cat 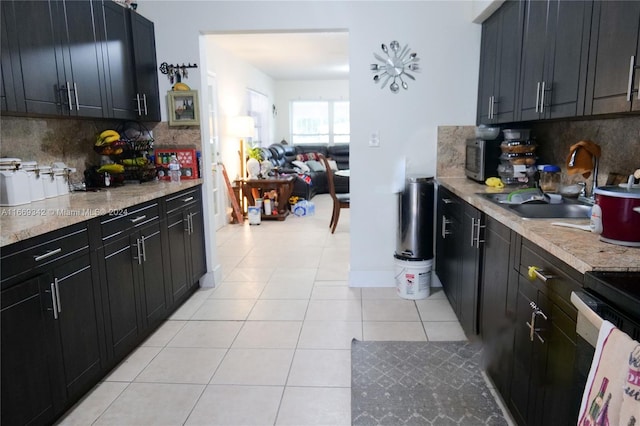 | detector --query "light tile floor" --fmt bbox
[58,194,469,426]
